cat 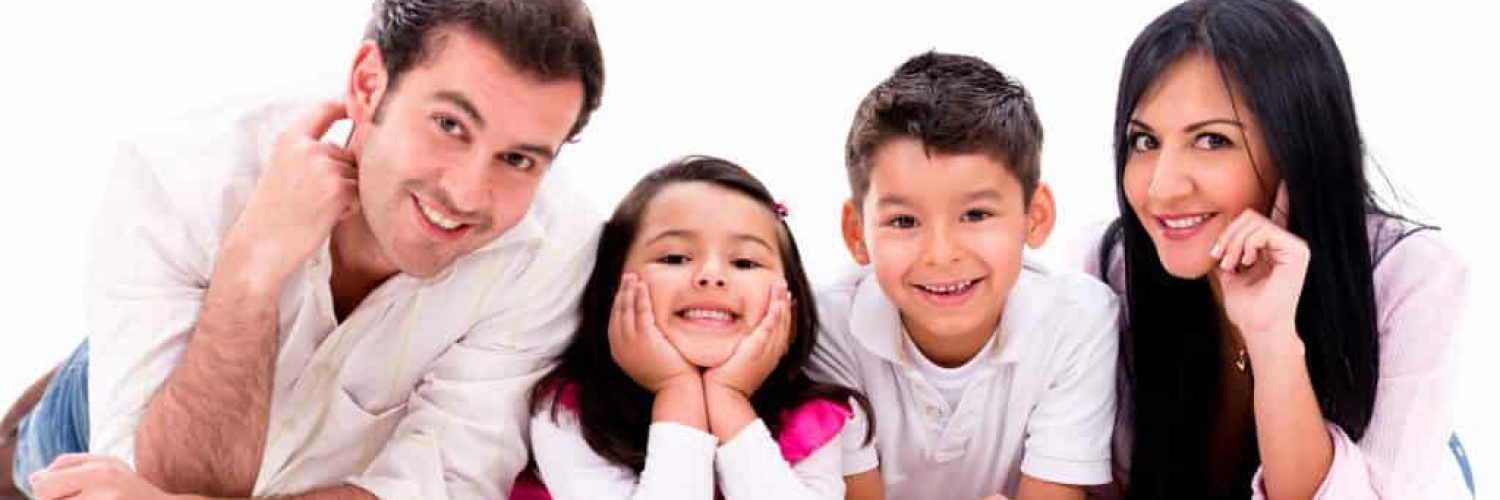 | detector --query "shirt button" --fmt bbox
[926,405,944,419]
